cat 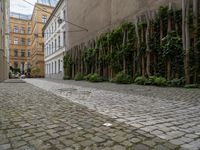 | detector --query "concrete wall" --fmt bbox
[0,0,4,81]
[0,0,9,81]
[111,0,181,23]
[65,0,181,49]
[66,0,111,48]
